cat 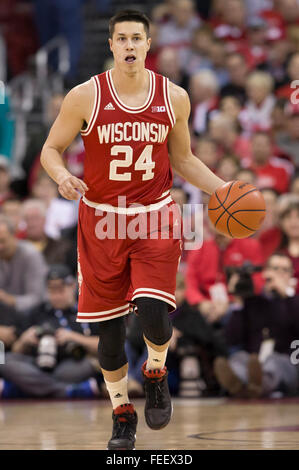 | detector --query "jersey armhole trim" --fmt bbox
[163,77,176,128]
[81,76,101,136]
